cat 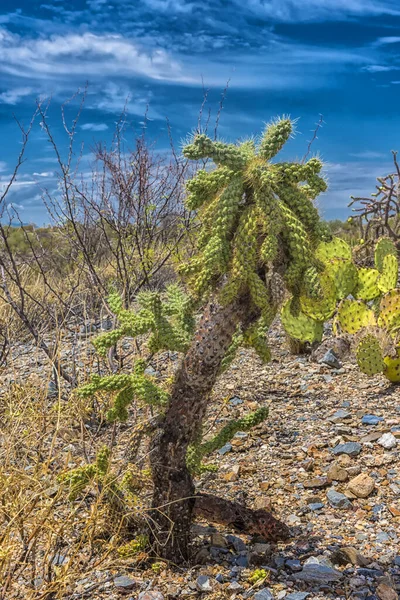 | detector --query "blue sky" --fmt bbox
[1,0,400,223]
